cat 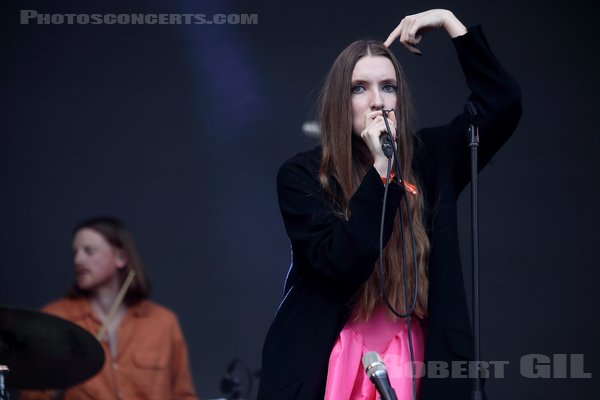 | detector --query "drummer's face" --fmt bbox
[72,228,126,292]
